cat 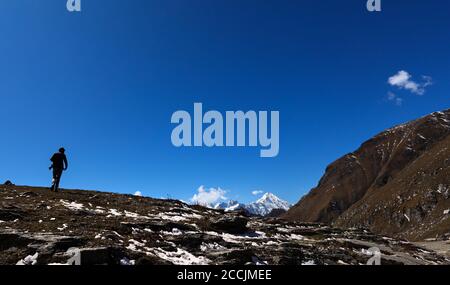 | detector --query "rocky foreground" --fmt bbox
[0,185,448,265]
